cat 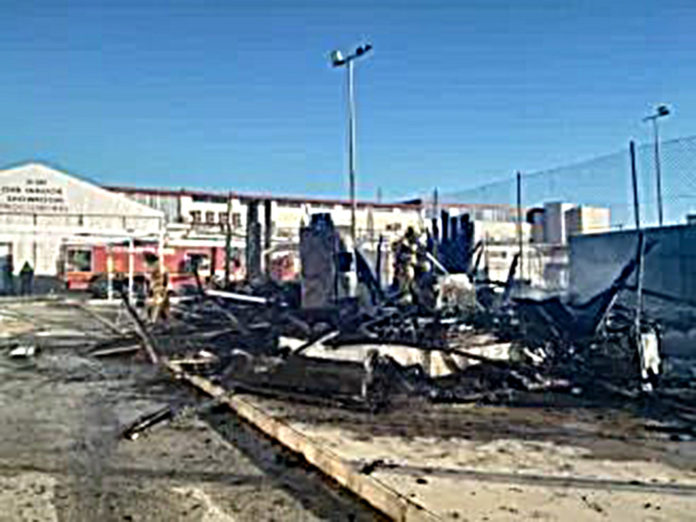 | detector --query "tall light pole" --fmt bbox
[643,104,671,226]
[330,43,373,246]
